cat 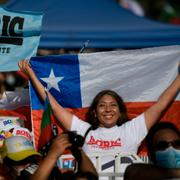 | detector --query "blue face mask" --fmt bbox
[155,147,180,169]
